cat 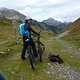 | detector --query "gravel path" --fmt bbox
[44,63,80,80]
